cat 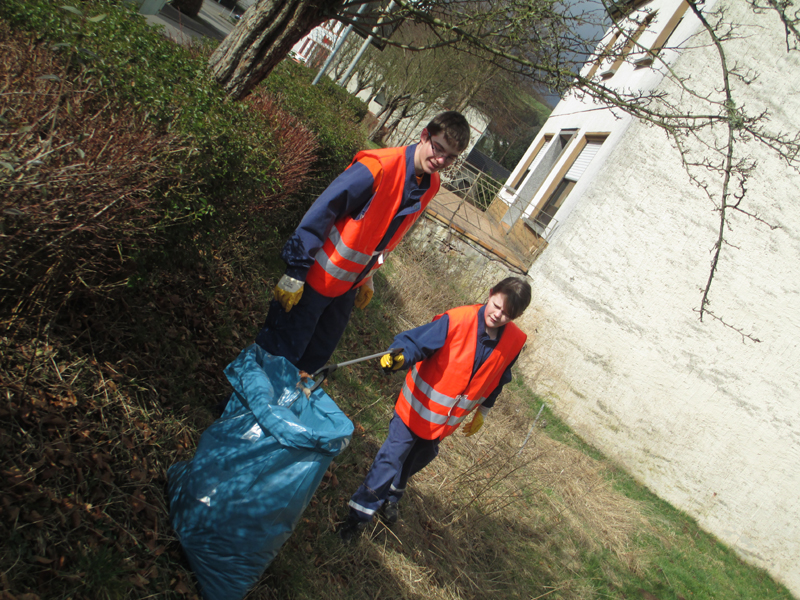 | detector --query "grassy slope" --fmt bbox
[260,249,793,600]
[3,241,792,600]
[517,88,553,125]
